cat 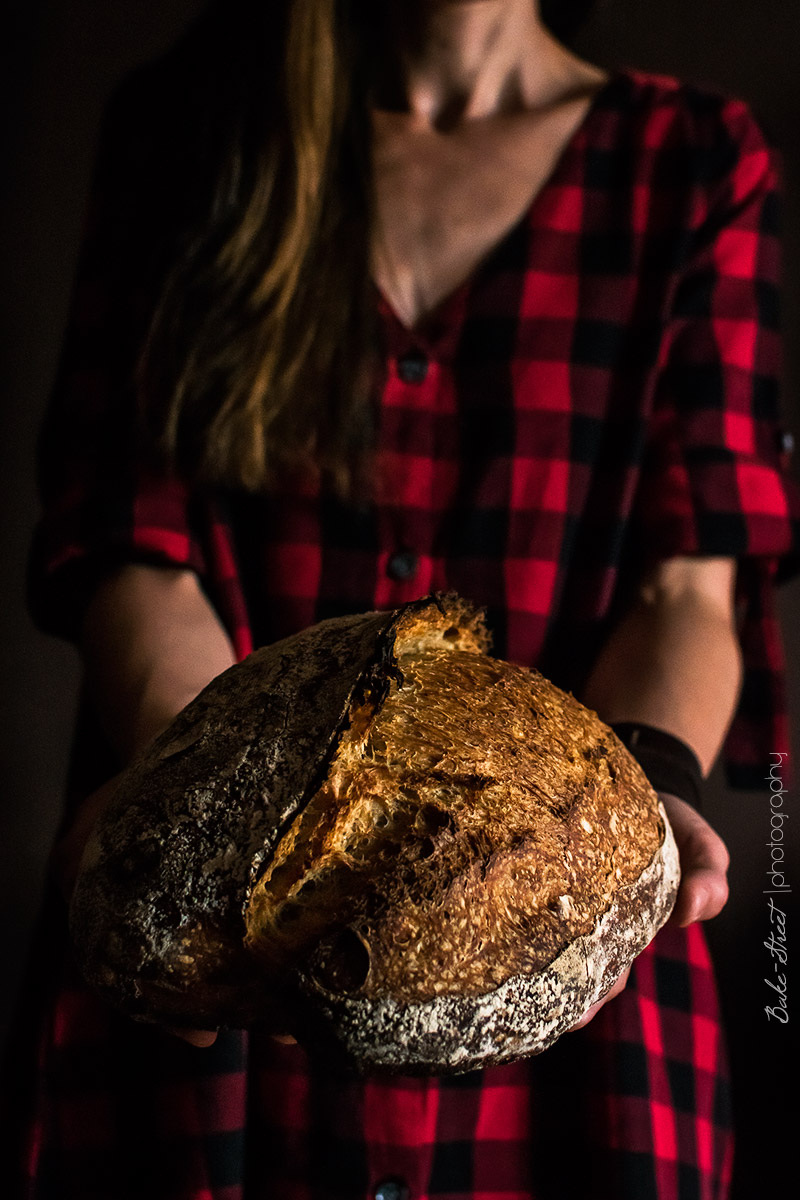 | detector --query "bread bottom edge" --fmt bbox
[293,801,681,1076]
